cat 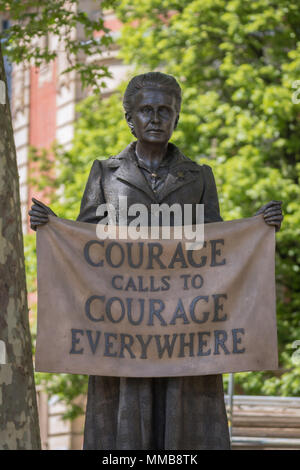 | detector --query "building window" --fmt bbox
[2,19,10,31]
